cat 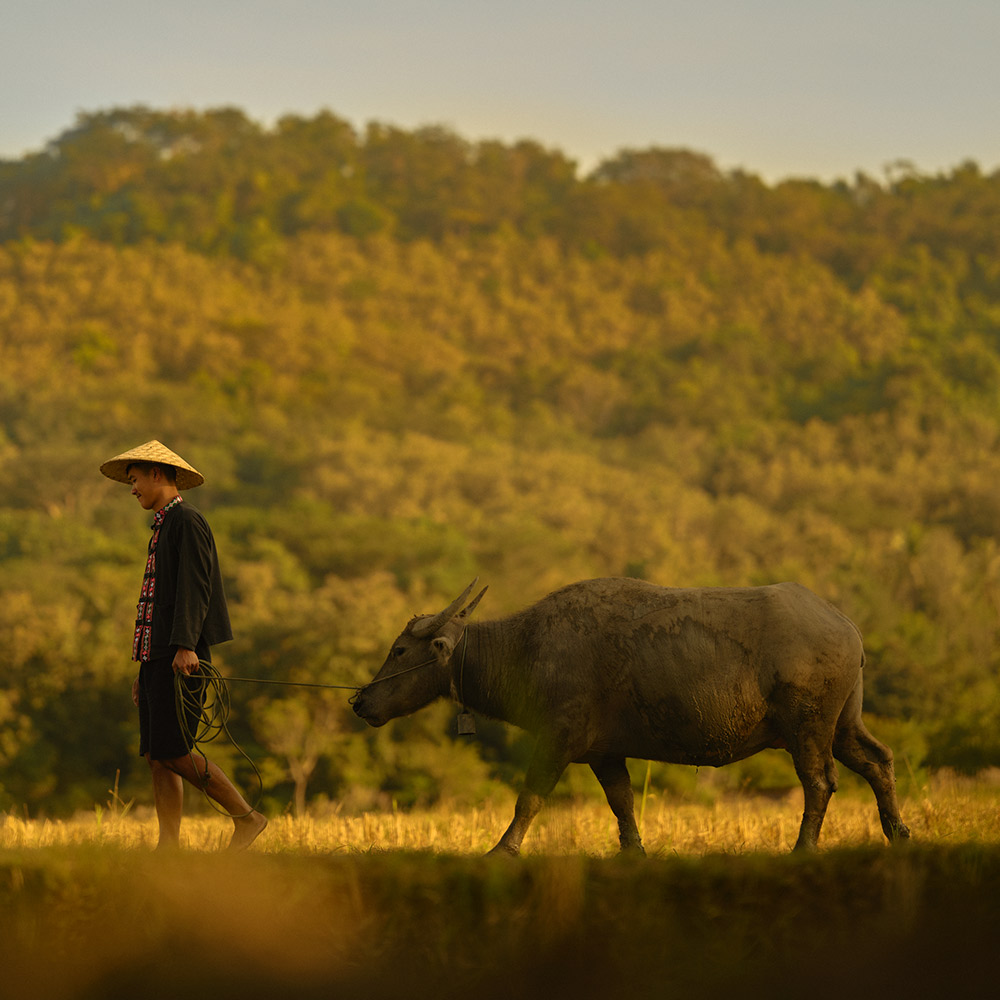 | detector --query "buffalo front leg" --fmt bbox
[488,732,574,857]
[489,789,546,857]
[589,755,644,855]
